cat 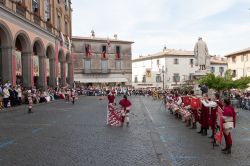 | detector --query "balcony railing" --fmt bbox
[16,4,26,17]
[83,69,110,74]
